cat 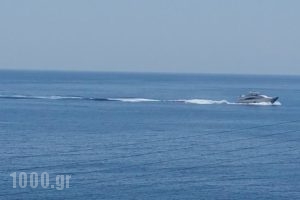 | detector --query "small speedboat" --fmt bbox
[237,92,279,104]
